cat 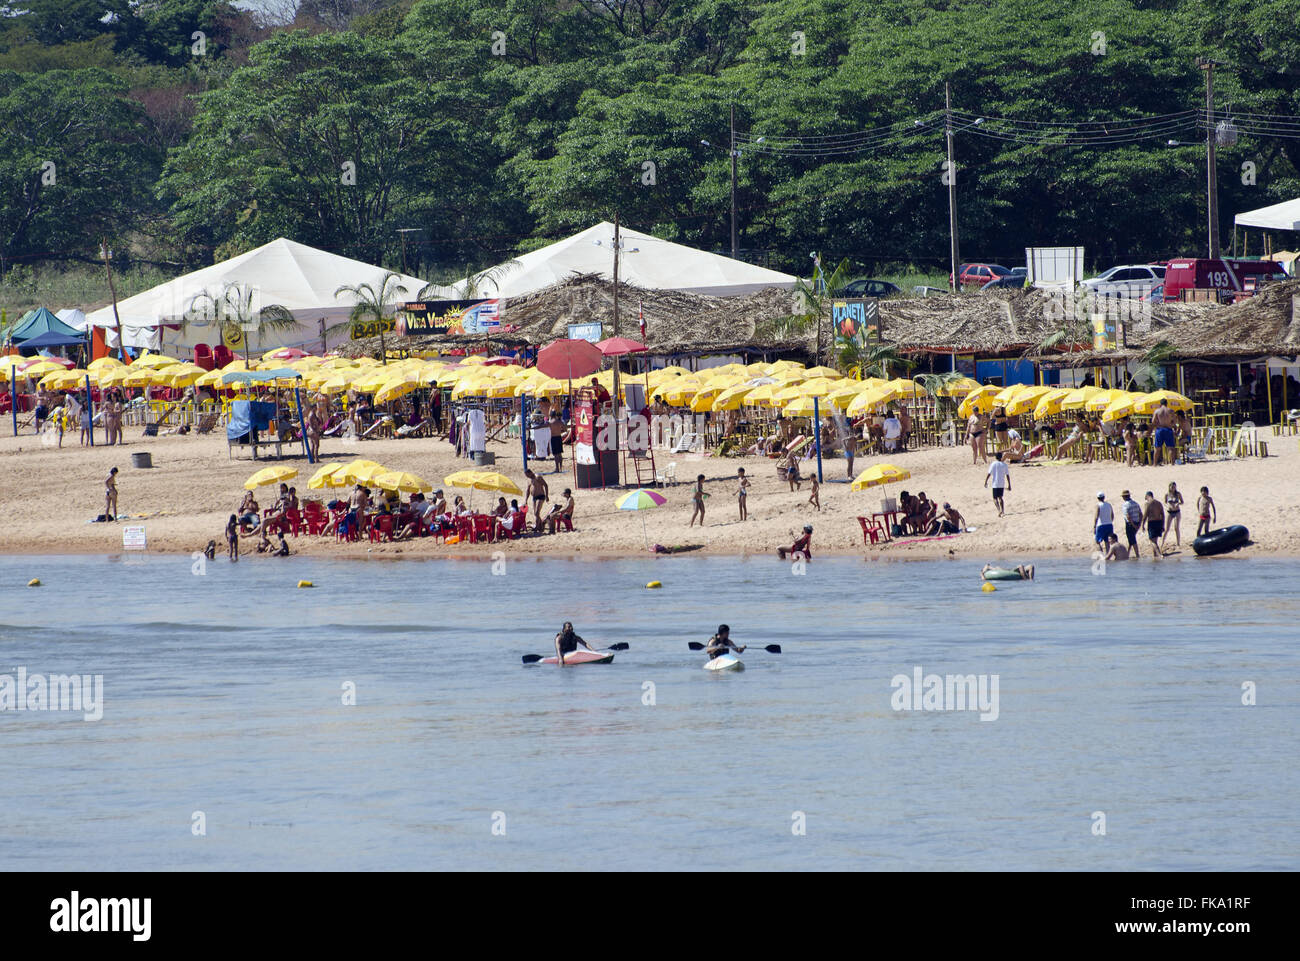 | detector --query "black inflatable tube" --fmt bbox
[1192,525,1250,557]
